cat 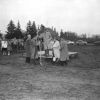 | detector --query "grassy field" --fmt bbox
[0,45,100,100]
[69,45,100,69]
